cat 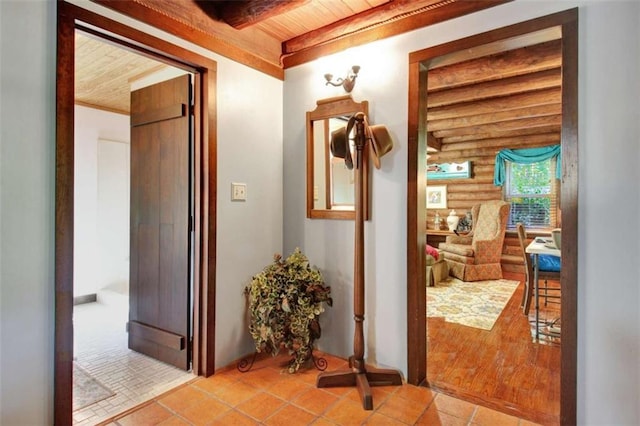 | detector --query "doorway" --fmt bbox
[406,9,578,425]
[72,32,195,423]
[55,3,218,424]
